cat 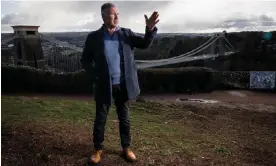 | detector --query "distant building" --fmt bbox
[11,25,45,68]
